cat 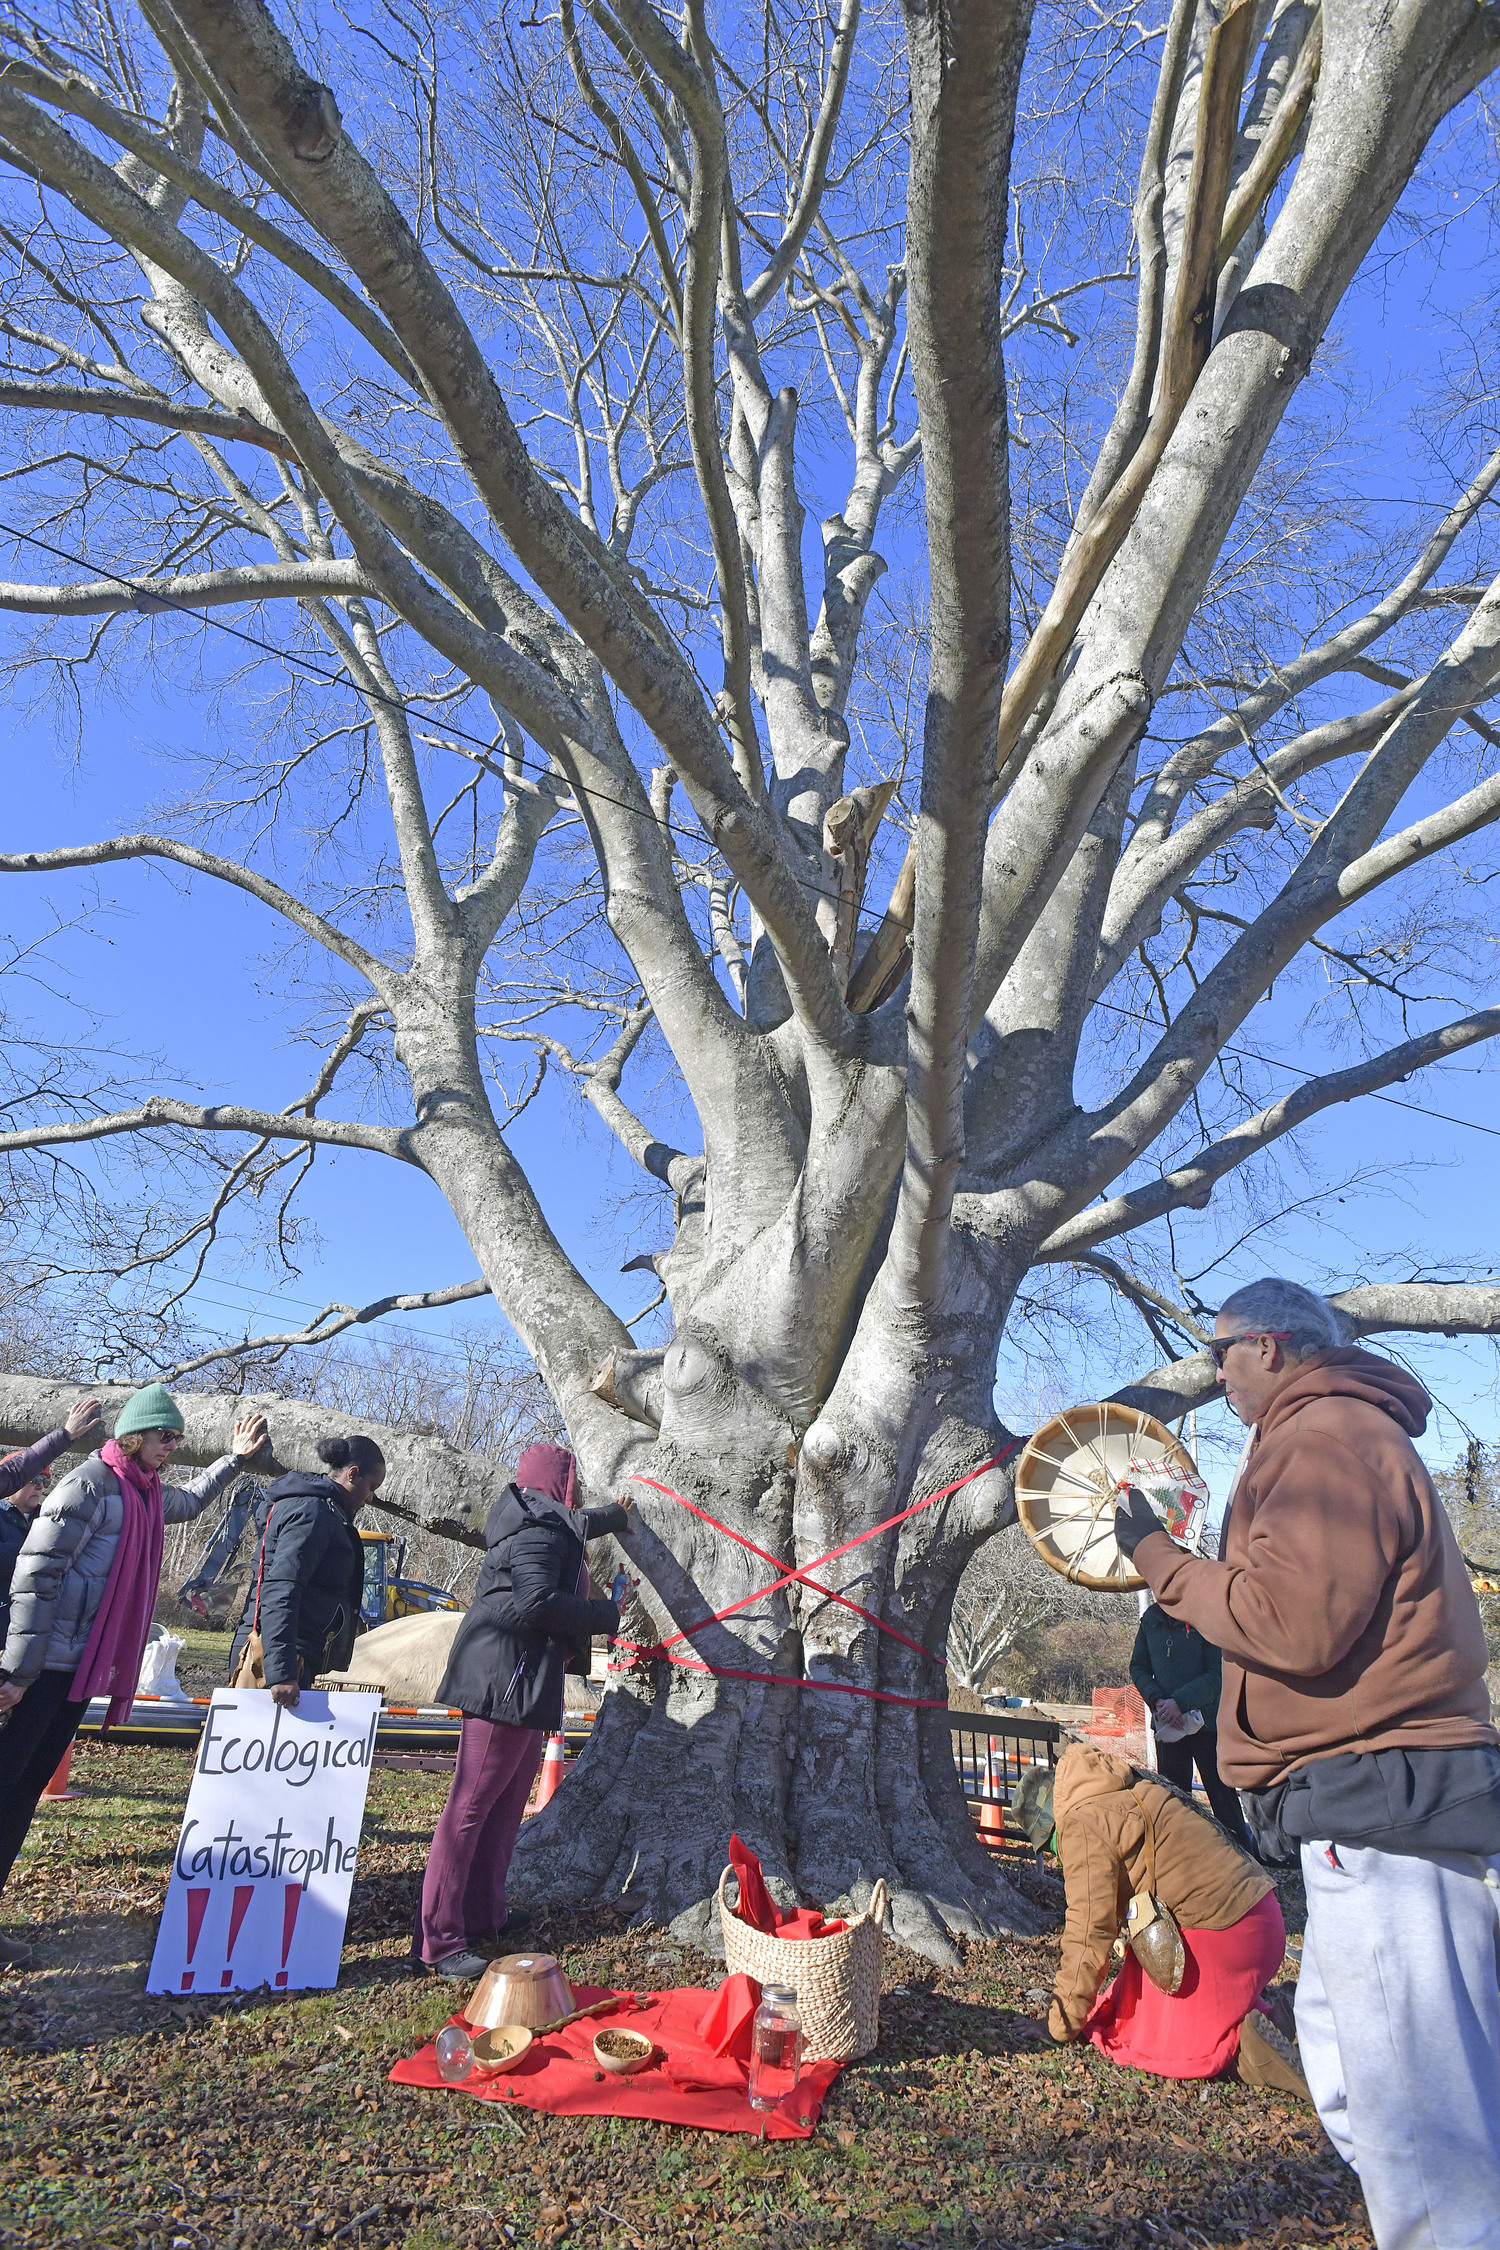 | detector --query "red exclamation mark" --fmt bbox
[275,1883,304,1989]
[221,1884,255,1988]
[180,1886,210,1991]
